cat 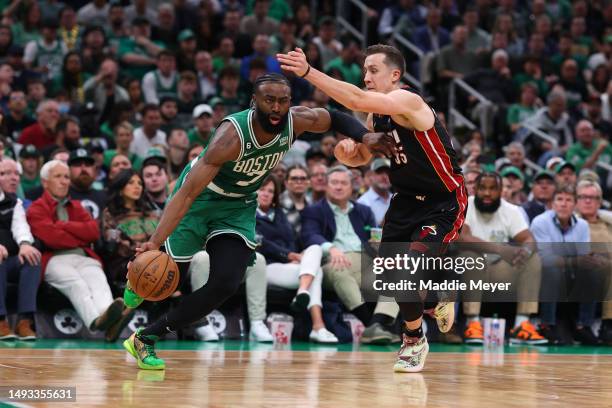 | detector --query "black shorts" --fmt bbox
[381,187,468,248]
